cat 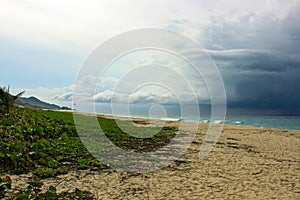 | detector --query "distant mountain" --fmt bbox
[15,96,71,110]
